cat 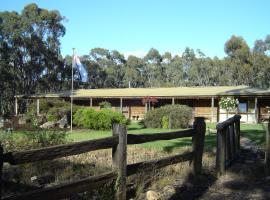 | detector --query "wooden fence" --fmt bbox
[216,114,241,176]
[265,117,270,176]
[0,117,205,200]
